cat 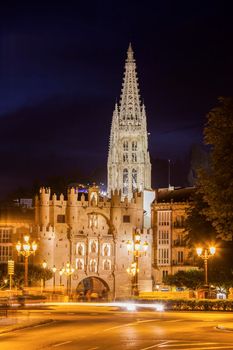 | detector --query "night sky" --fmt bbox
[0,1,232,199]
